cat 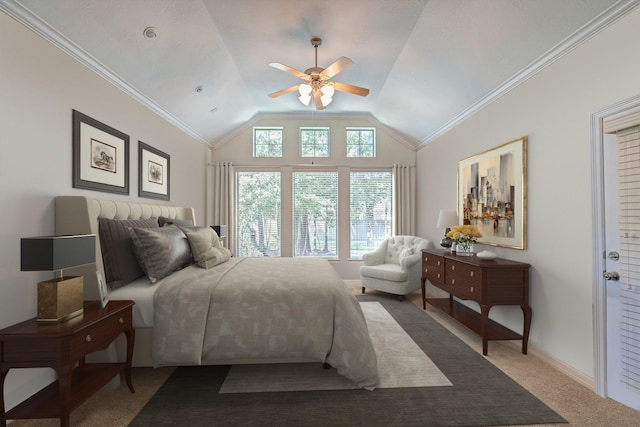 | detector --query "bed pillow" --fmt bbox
[98,217,159,289]
[129,225,194,284]
[158,216,194,227]
[180,226,231,269]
